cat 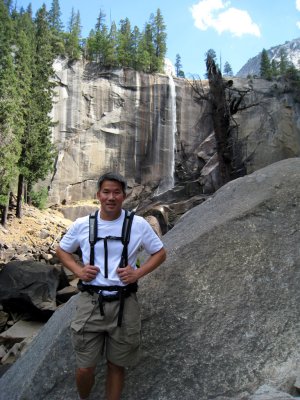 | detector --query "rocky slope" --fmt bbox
[0,204,72,266]
[236,37,300,77]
